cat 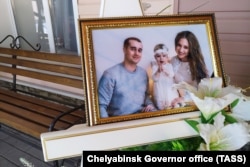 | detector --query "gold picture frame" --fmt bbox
[79,13,226,126]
